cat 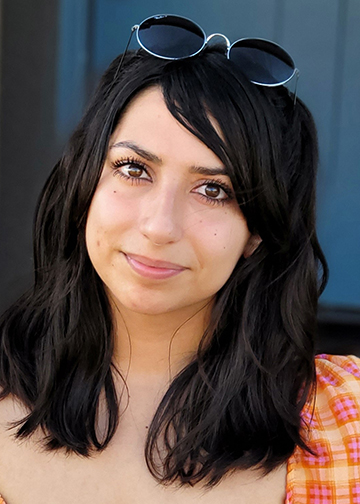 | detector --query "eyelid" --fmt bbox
[193,178,235,199]
[111,156,148,170]
[112,156,151,173]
